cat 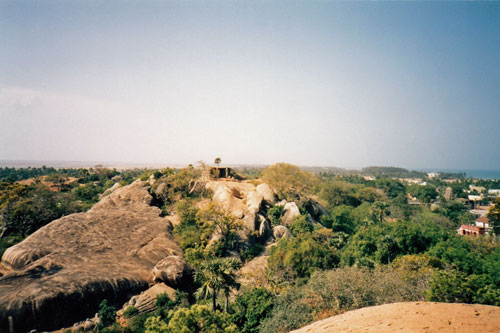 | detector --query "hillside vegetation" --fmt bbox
[0,163,499,332]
